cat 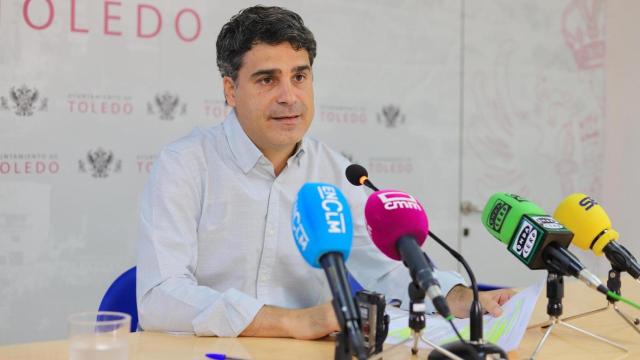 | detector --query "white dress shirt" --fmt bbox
[137,110,465,337]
